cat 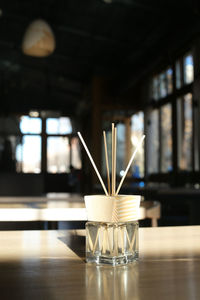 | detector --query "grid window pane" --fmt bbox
[152,67,173,100]
[20,116,41,134]
[152,76,159,100]
[184,54,194,84]
[46,117,72,134]
[131,112,144,177]
[177,93,193,170]
[47,137,70,173]
[116,123,126,176]
[159,72,167,98]
[176,60,182,89]
[147,109,159,174]
[166,68,173,94]
[16,135,41,173]
[161,103,172,172]
[71,137,82,169]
